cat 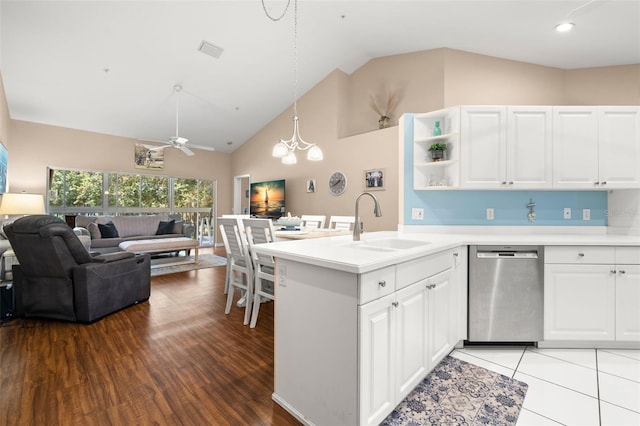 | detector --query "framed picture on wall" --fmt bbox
[364,168,385,190]
[0,141,7,193]
[135,143,164,170]
[306,179,316,193]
